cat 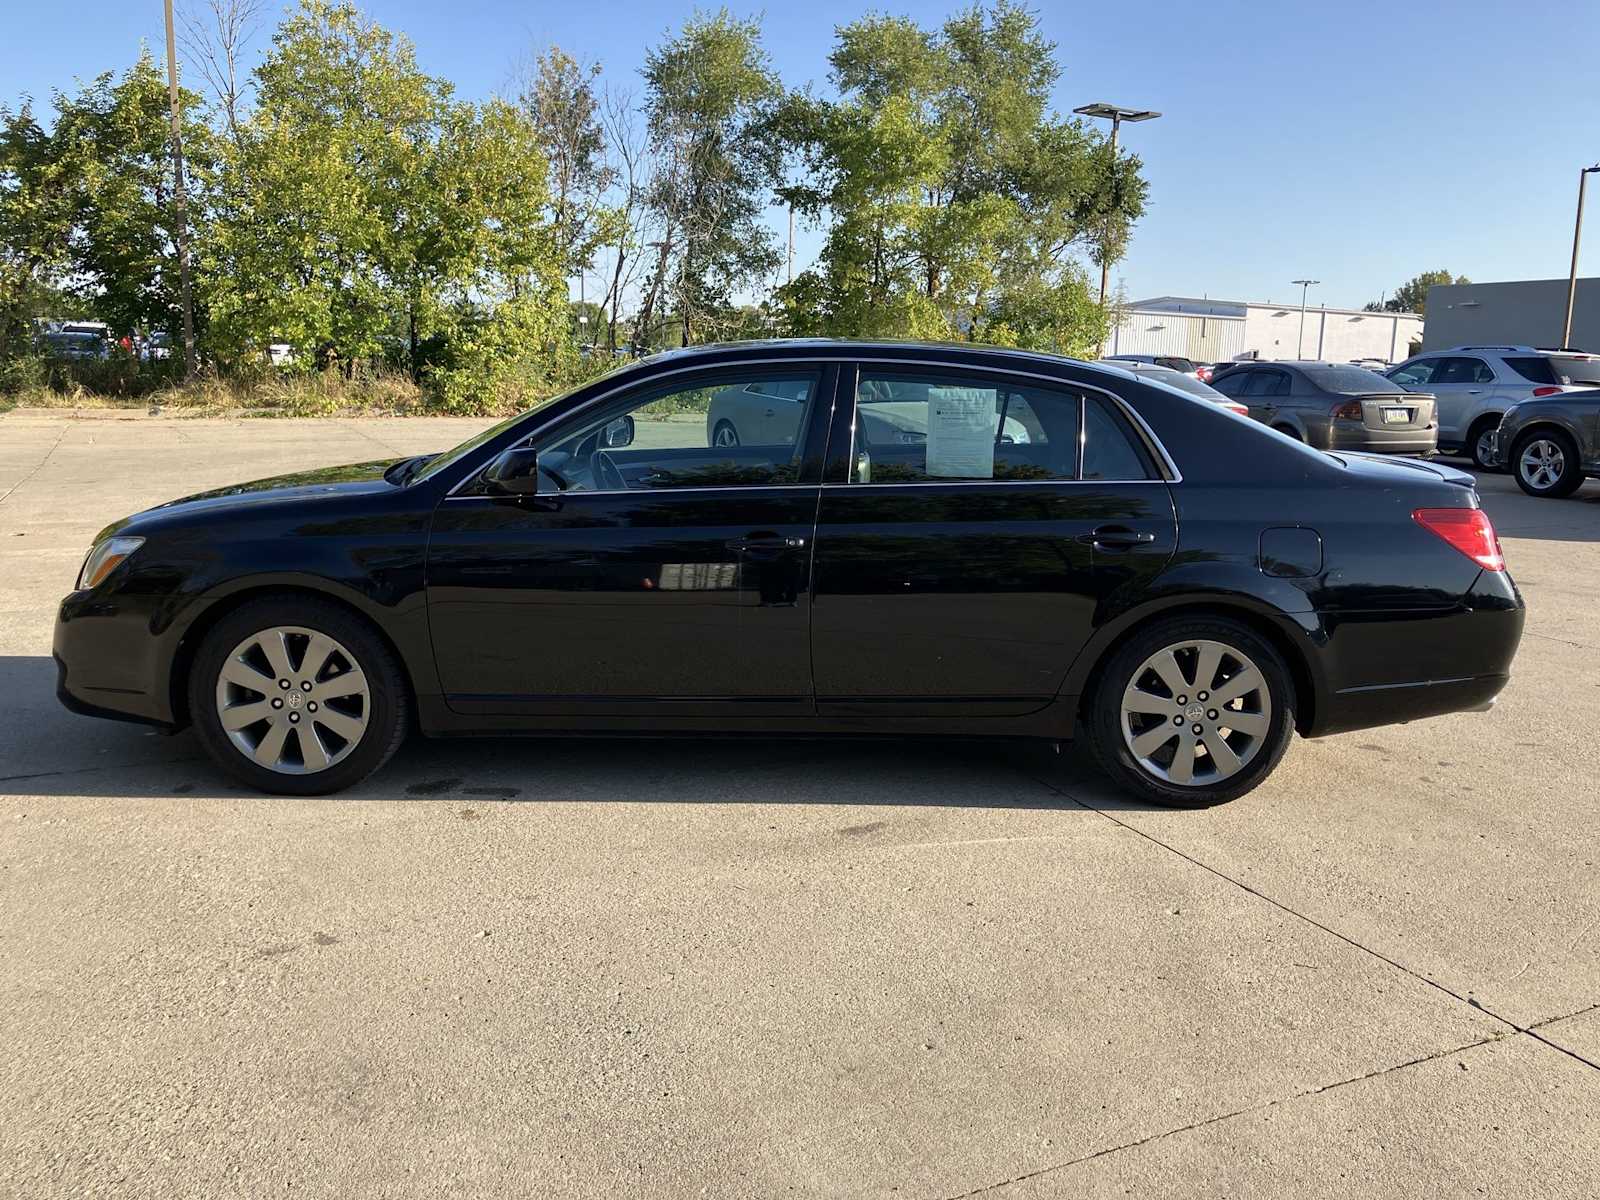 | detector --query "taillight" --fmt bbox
[1412,508,1505,571]
[1532,386,1563,397]
[1331,400,1364,420]
[1222,401,1248,416]
[1196,367,1213,383]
